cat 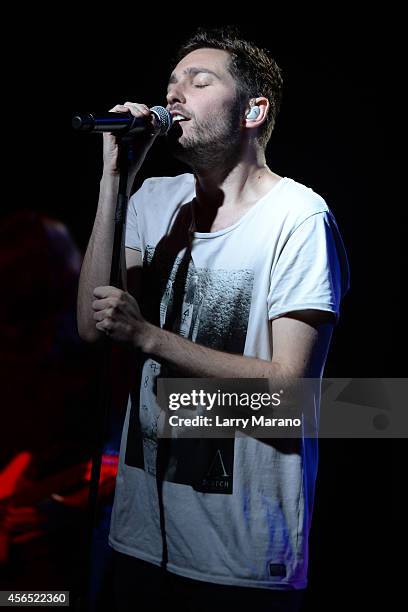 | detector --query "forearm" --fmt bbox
[141,324,288,380]
[77,173,120,342]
